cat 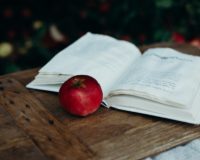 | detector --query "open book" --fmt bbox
[27,32,200,124]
